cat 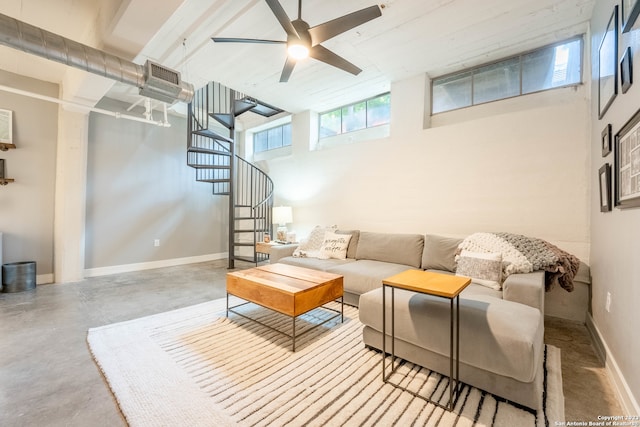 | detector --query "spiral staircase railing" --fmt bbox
[187,81,282,268]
